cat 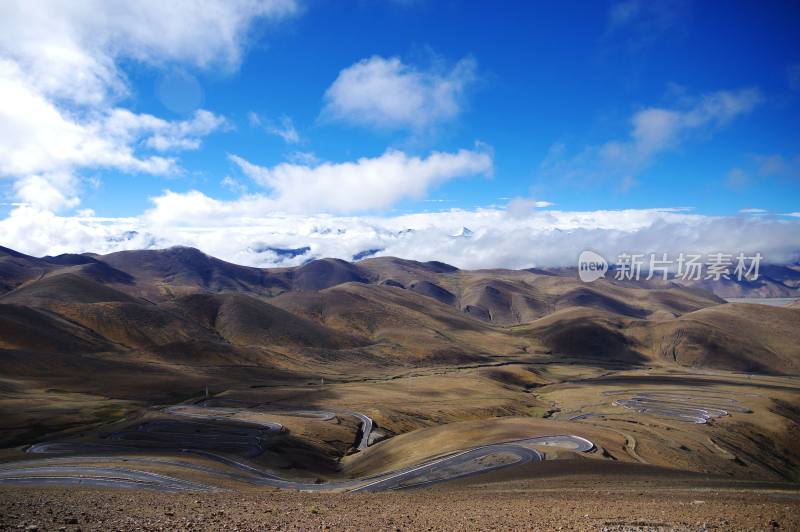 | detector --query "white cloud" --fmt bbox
[0,1,299,106]
[142,110,228,151]
[322,55,477,130]
[226,147,493,213]
[609,88,761,166]
[13,173,81,212]
[0,1,298,211]
[0,61,177,178]
[739,208,767,214]
[540,87,761,184]
[221,175,248,194]
[3,203,799,269]
[266,115,300,143]
[286,151,319,165]
[249,113,301,143]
